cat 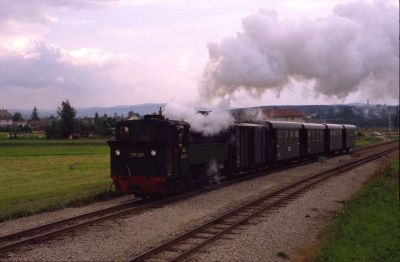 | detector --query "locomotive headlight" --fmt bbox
[115,149,121,156]
[150,150,157,156]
